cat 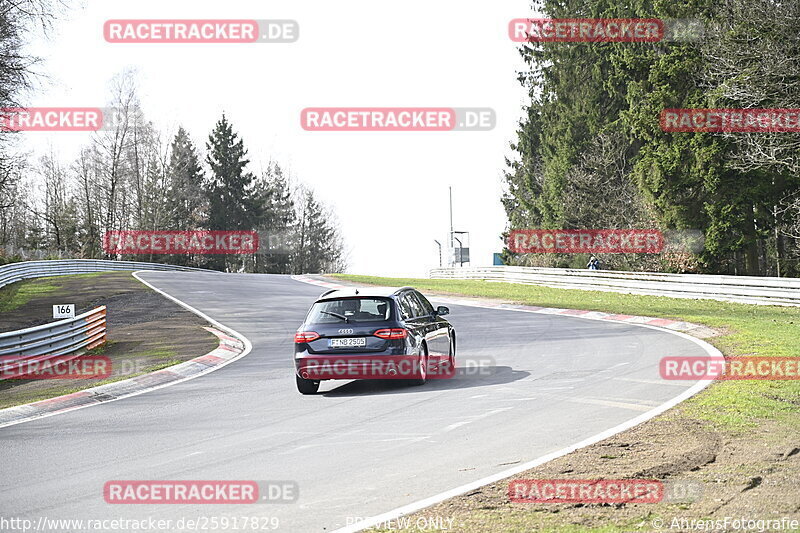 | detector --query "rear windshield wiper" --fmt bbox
[320,311,349,323]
